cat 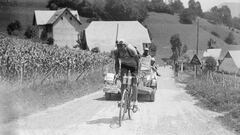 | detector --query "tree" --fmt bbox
[225,32,235,44]
[169,0,184,14]
[104,0,148,22]
[221,5,232,26]
[76,0,96,18]
[147,0,173,15]
[170,34,182,63]
[206,5,232,26]
[195,1,203,17]
[188,0,202,17]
